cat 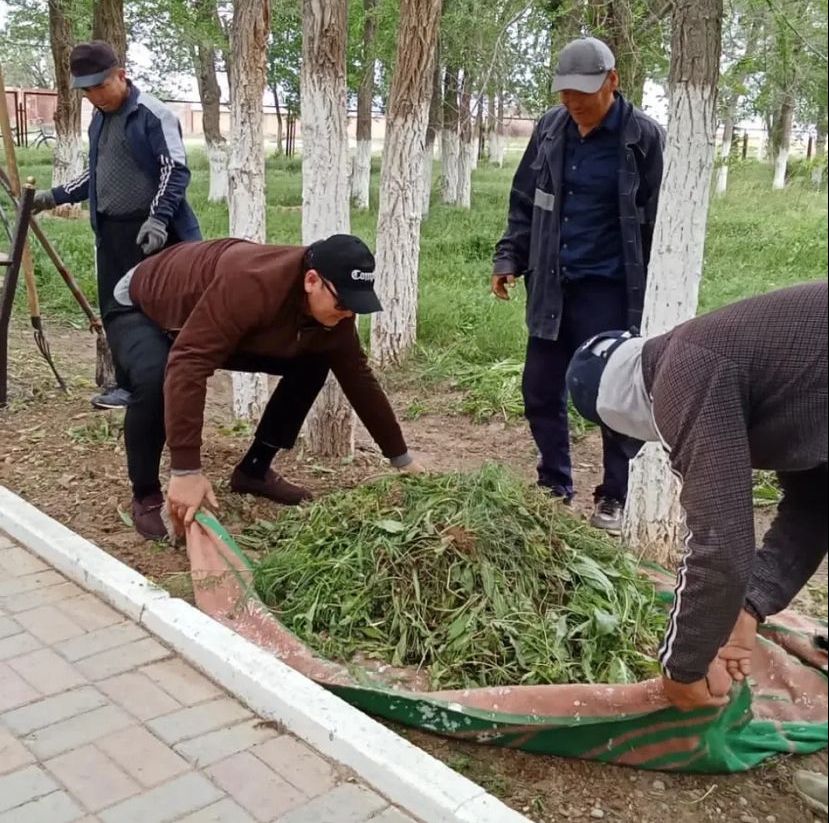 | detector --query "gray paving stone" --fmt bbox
[206,751,308,822]
[98,671,181,721]
[0,662,40,712]
[15,605,86,644]
[2,582,84,614]
[45,744,141,812]
[0,630,42,661]
[57,621,148,662]
[251,736,337,797]
[0,615,22,640]
[276,784,388,823]
[97,771,224,823]
[0,764,59,813]
[0,547,48,577]
[24,705,133,759]
[0,725,35,775]
[0,536,13,550]
[148,698,252,746]
[1,685,107,735]
[0,790,84,823]
[369,807,420,823]
[0,570,65,598]
[7,648,86,695]
[56,595,122,632]
[140,658,221,705]
[176,798,256,823]
[75,637,170,681]
[97,725,190,787]
[174,719,279,768]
